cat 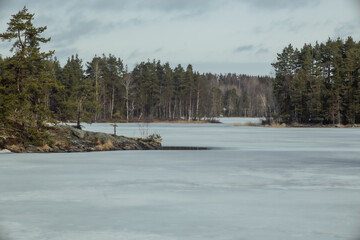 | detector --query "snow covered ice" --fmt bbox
[0,118,360,240]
